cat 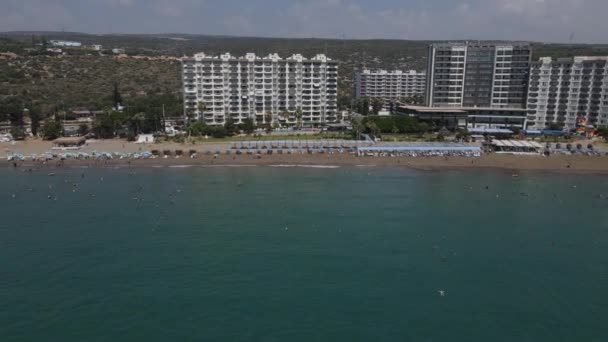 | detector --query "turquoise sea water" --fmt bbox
[1,166,607,341]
